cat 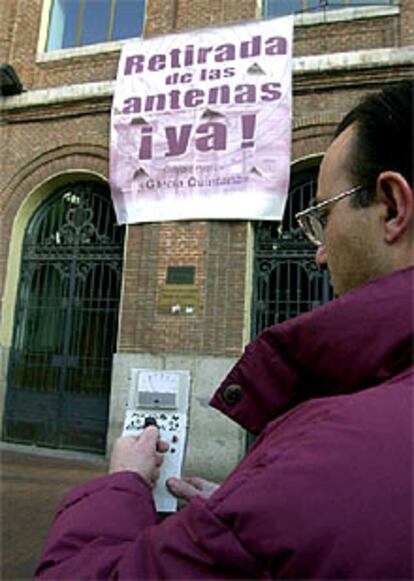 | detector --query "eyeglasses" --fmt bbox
[295,185,363,247]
